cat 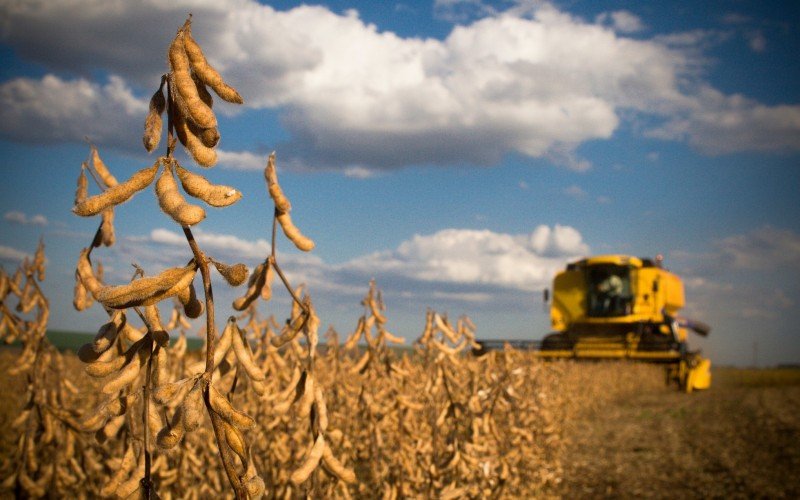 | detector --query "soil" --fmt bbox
[559,374,800,499]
